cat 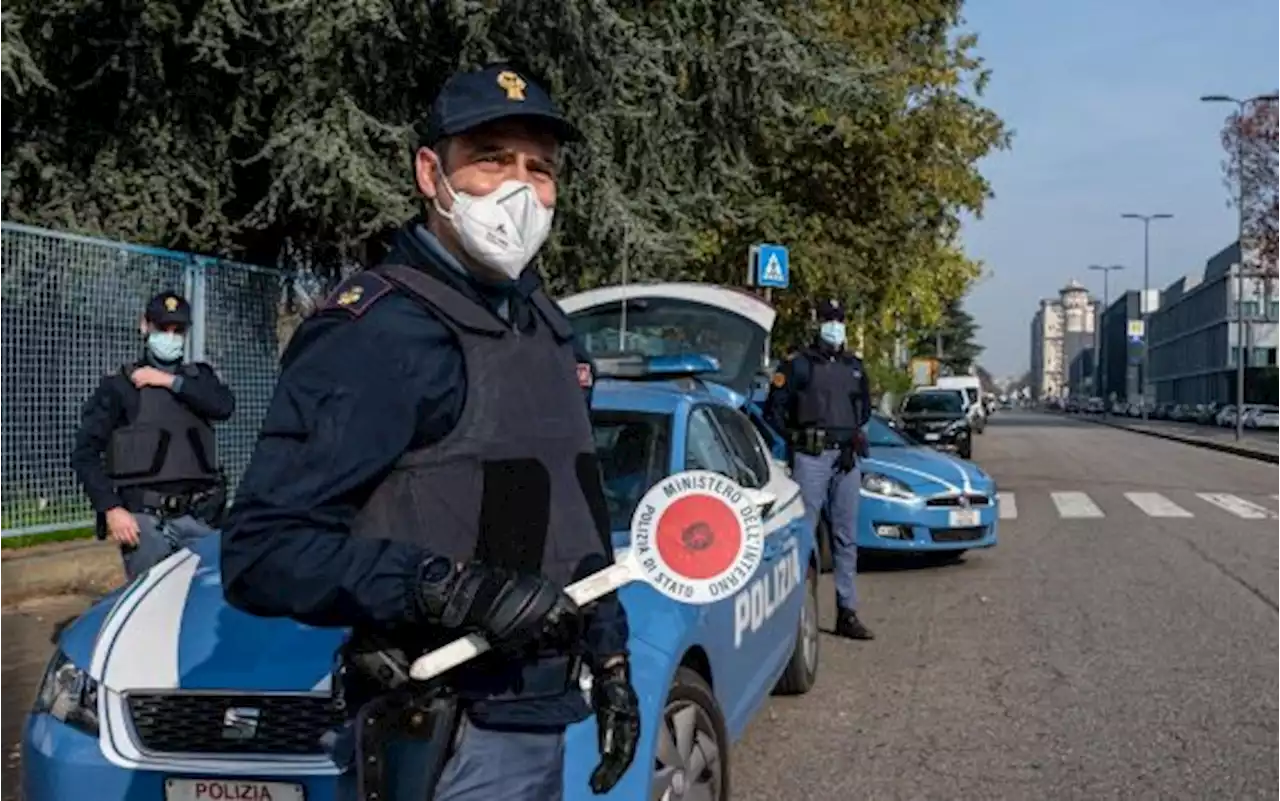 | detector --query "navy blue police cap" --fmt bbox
[144,291,192,328]
[423,63,582,146]
[816,298,846,322]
